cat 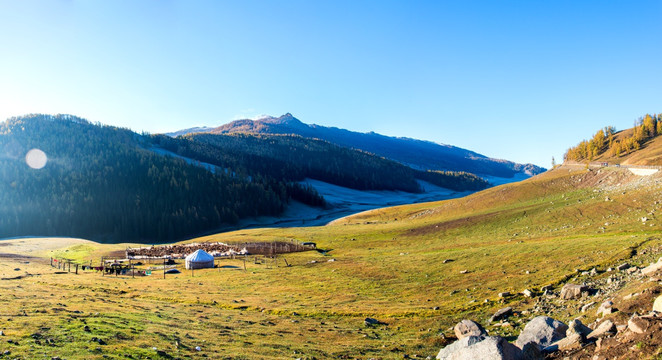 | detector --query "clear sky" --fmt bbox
[0,1,660,168]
